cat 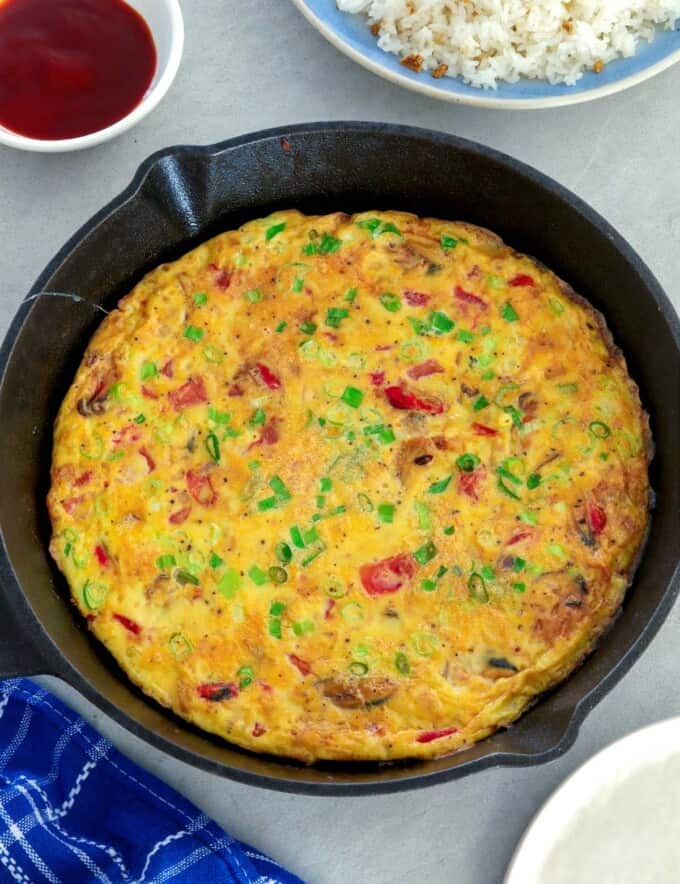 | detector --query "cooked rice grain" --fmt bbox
[338,0,680,87]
